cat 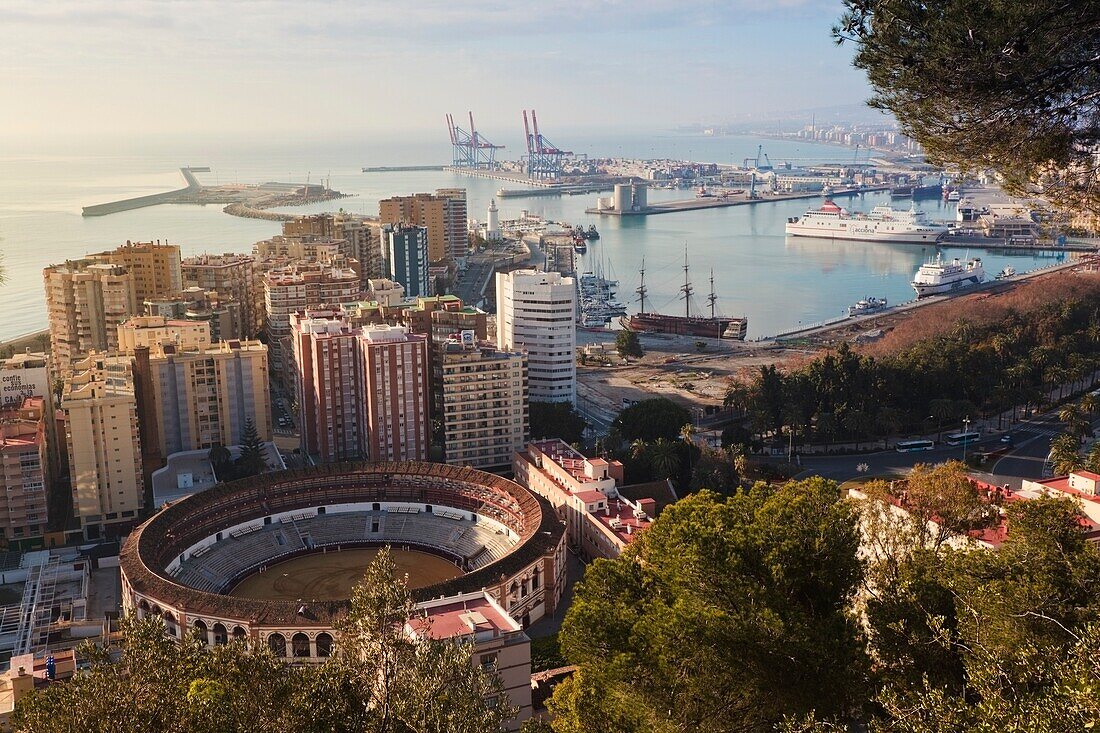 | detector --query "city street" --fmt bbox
[795,413,1069,487]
